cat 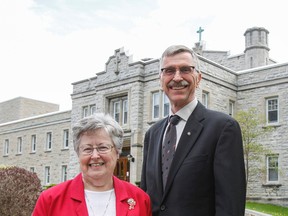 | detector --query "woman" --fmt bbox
[33,113,152,216]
